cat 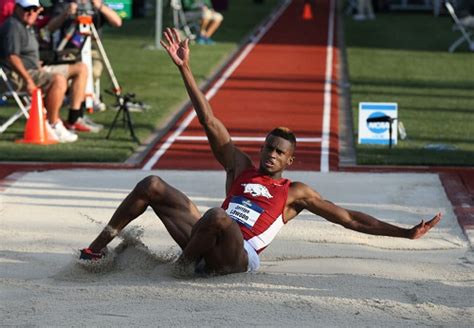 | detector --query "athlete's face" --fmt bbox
[259,135,295,177]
